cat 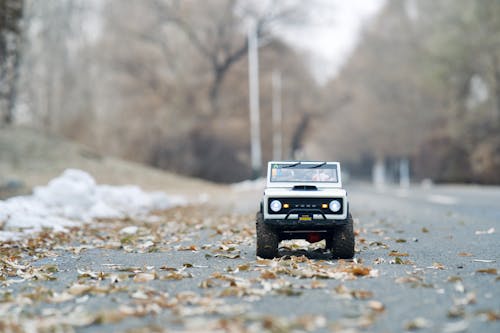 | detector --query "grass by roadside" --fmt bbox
[0,126,223,199]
